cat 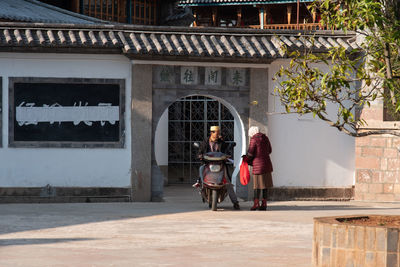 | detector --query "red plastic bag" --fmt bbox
[240,160,250,185]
